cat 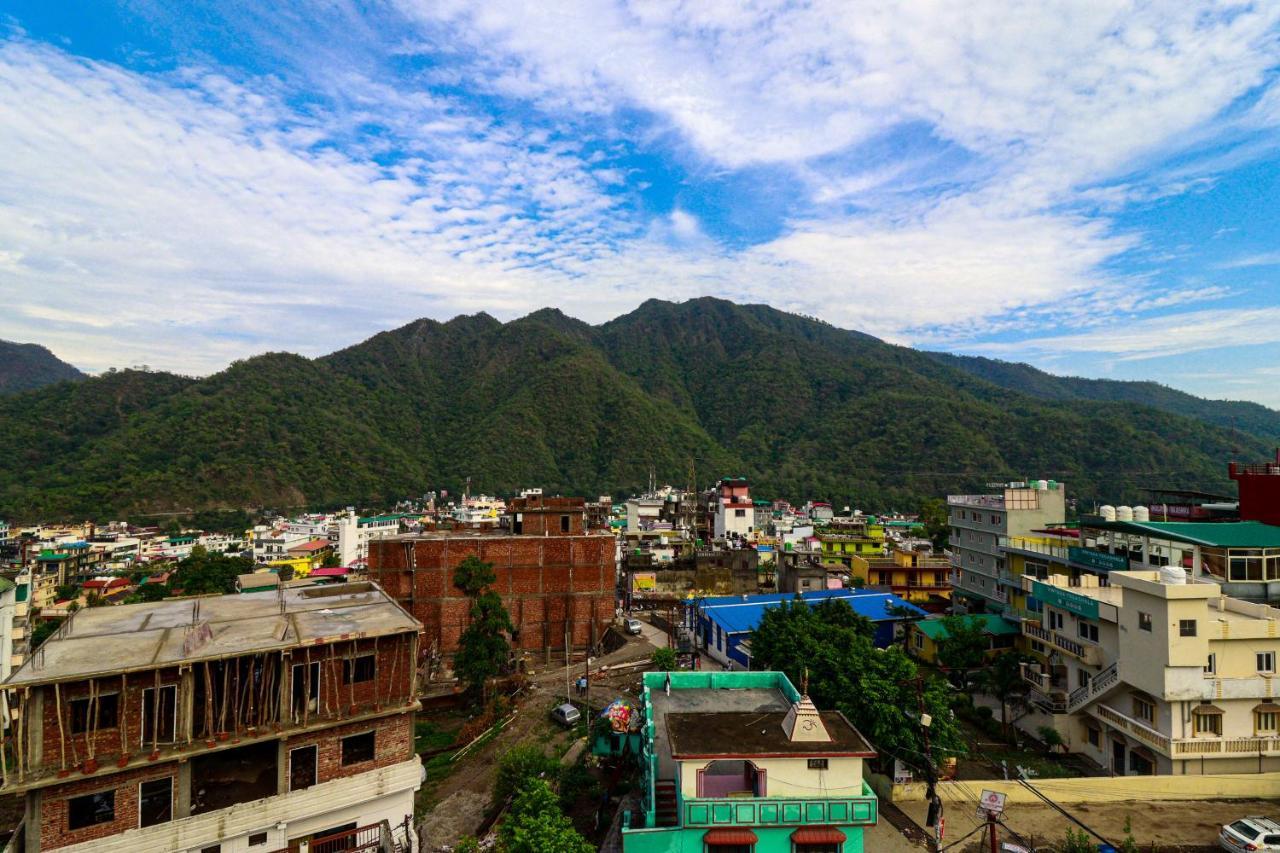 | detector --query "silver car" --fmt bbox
[1221,817,1280,852]
[550,703,581,728]
[625,618,643,635]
